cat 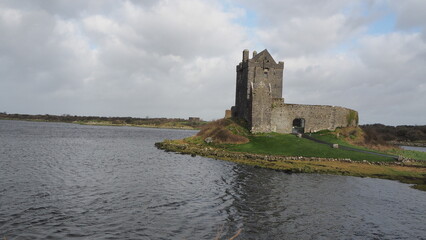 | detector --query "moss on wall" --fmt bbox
[347,110,359,126]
